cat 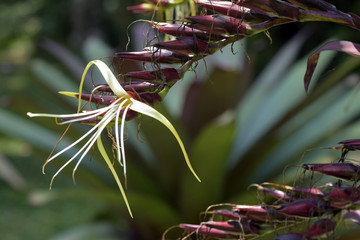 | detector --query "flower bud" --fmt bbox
[276,198,327,217]
[186,15,247,35]
[325,185,360,208]
[123,67,181,83]
[262,182,324,198]
[203,220,260,234]
[179,224,240,238]
[233,0,300,20]
[302,163,360,181]
[304,219,335,238]
[233,205,289,222]
[115,48,191,64]
[153,22,225,40]
[154,37,212,55]
[195,0,270,22]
